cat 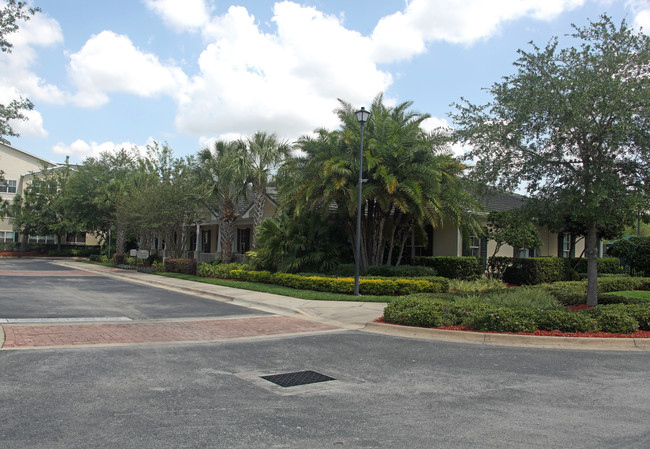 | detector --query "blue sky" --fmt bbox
[1,0,648,163]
